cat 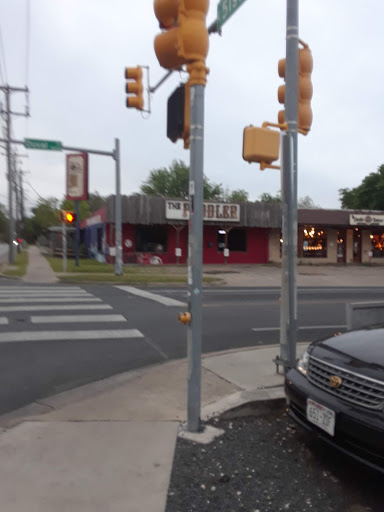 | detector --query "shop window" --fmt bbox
[302,226,327,258]
[217,229,247,252]
[135,225,167,252]
[371,230,384,257]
